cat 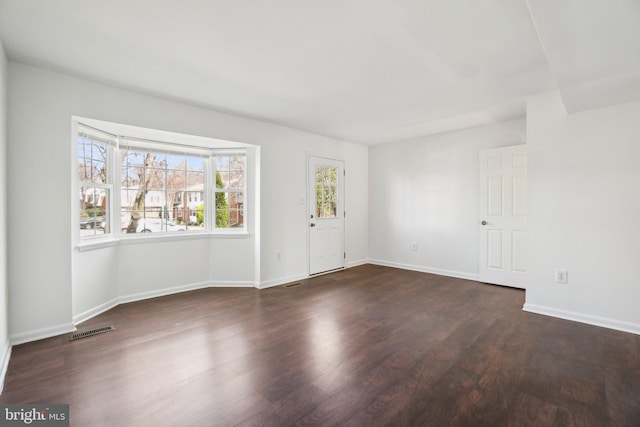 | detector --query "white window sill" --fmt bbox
[118,231,212,246]
[208,230,250,239]
[76,230,249,252]
[77,237,119,252]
